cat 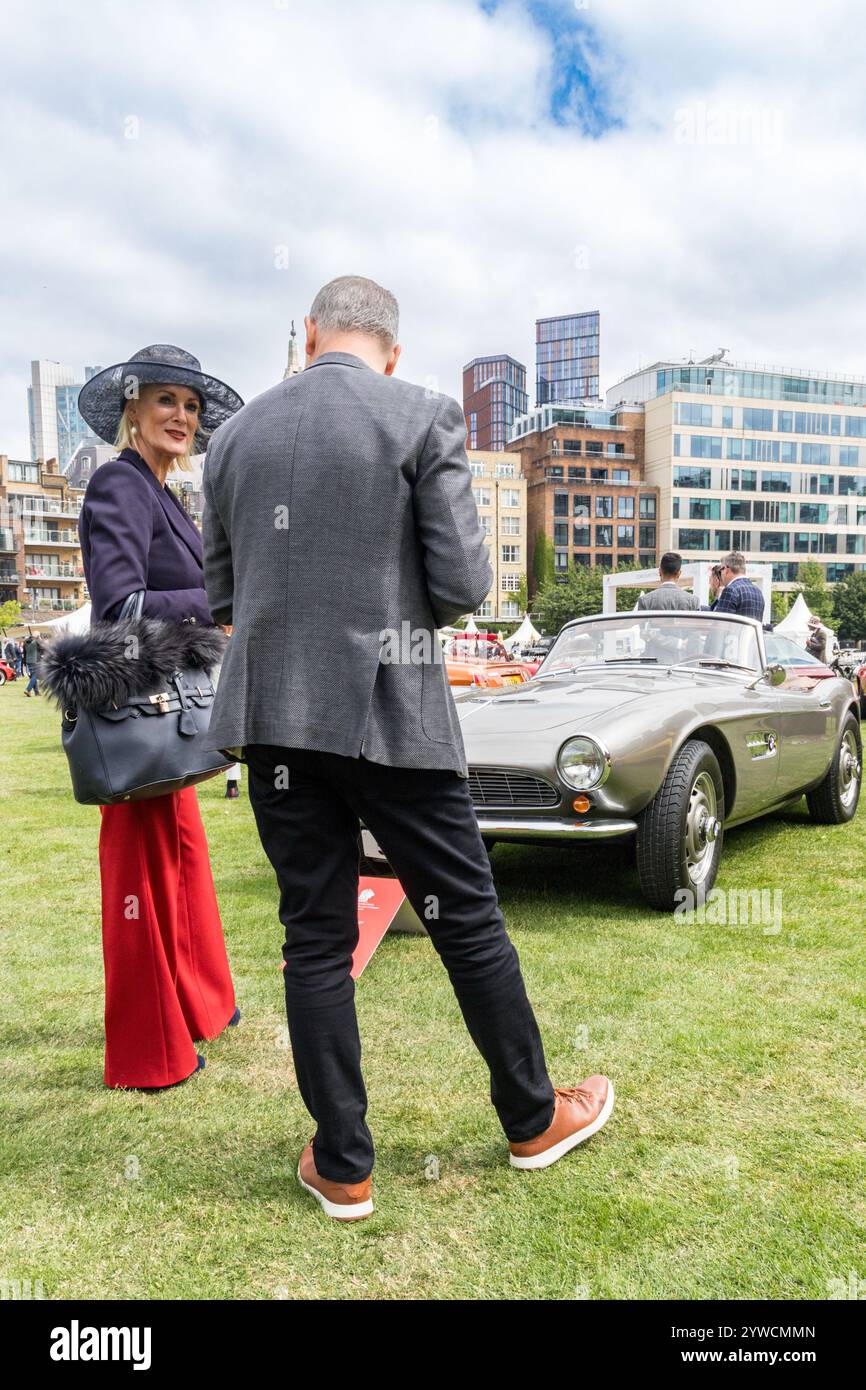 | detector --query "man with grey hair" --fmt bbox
[712,551,766,621]
[203,274,613,1221]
